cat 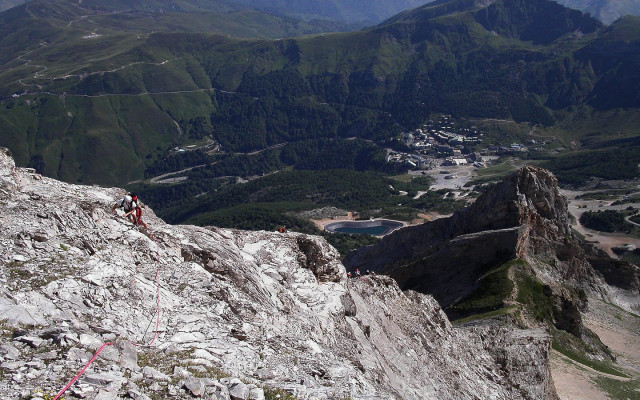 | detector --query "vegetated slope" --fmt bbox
[557,0,640,25]
[2,0,638,28]
[576,16,640,109]
[0,0,348,42]
[541,135,640,185]
[0,147,558,400]
[36,0,431,26]
[0,0,639,186]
